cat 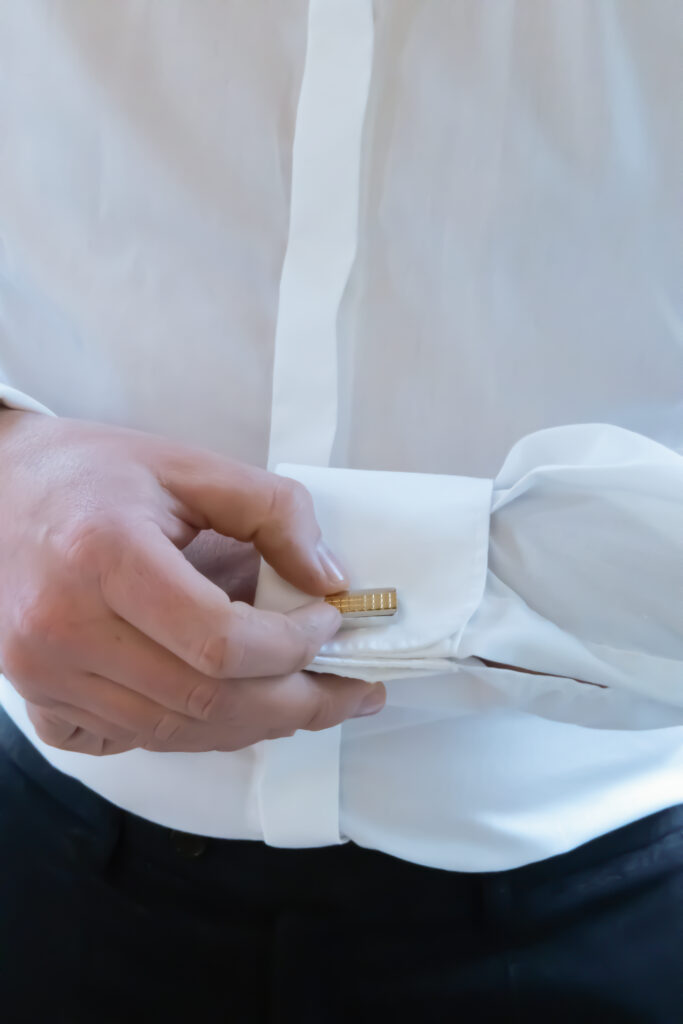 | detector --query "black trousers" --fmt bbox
[0,710,681,1024]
